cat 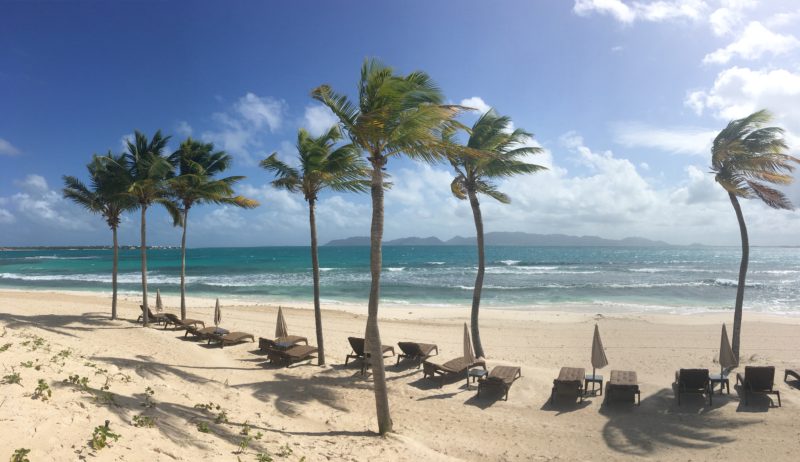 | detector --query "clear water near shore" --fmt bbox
[0,245,798,314]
